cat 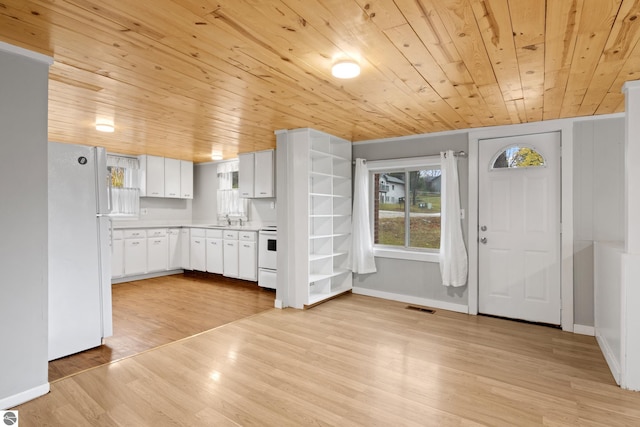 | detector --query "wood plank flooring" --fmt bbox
[48,272,275,381]
[20,291,640,425]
